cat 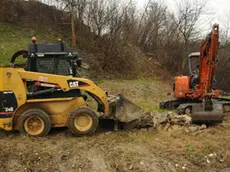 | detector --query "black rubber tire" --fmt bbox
[68,107,99,137]
[18,108,51,137]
